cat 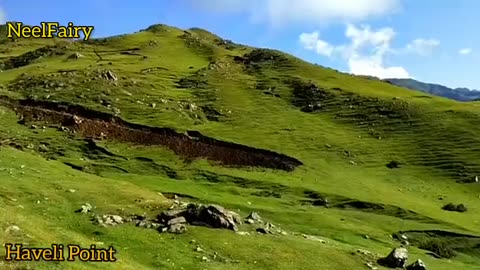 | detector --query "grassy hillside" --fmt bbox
[1,24,480,269]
